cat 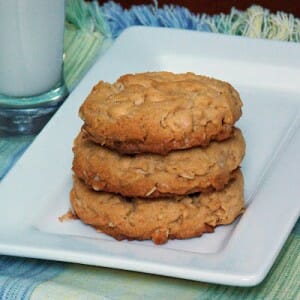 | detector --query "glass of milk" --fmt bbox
[0,0,68,135]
